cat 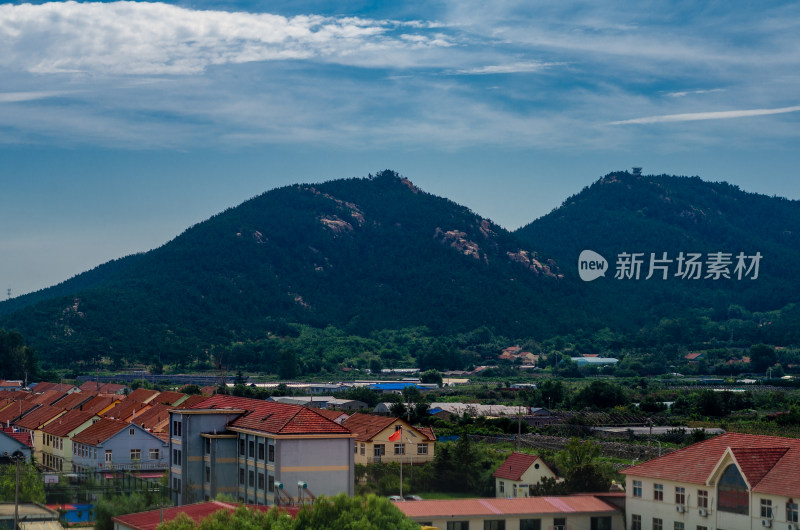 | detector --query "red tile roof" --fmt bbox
[175,395,208,409]
[101,400,150,421]
[78,395,118,415]
[79,381,127,394]
[0,400,39,424]
[127,388,160,404]
[314,409,349,422]
[153,391,186,406]
[72,418,130,446]
[14,405,65,430]
[31,382,78,394]
[29,390,68,406]
[622,432,800,497]
[395,496,619,519]
[493,452,546,481]
[53,392,95,411]
[112,501,295,530]
[342,413,396,441]
[189,395,352,436]
[130,404,170,431]
[40,410,97,437]
[1,427,33,448]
